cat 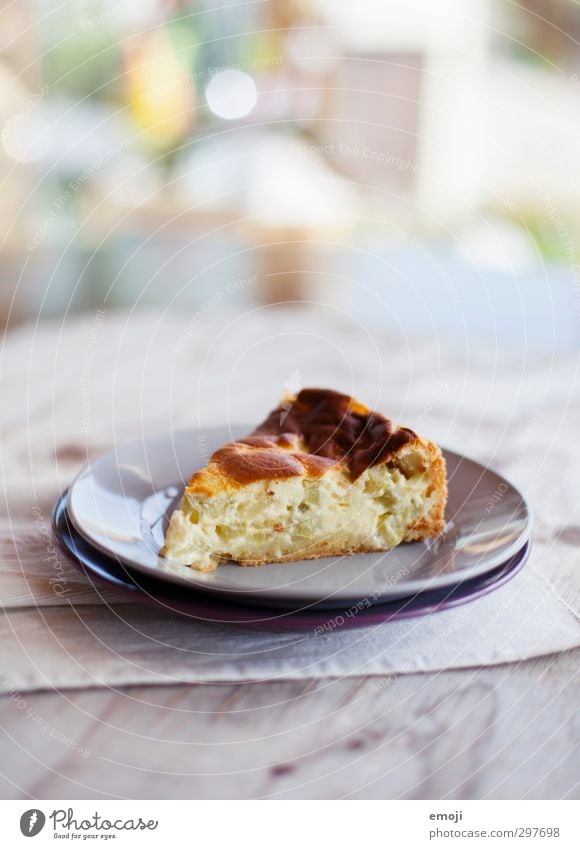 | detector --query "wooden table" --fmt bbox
[2,309,578,799]
[0,652,578,799]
